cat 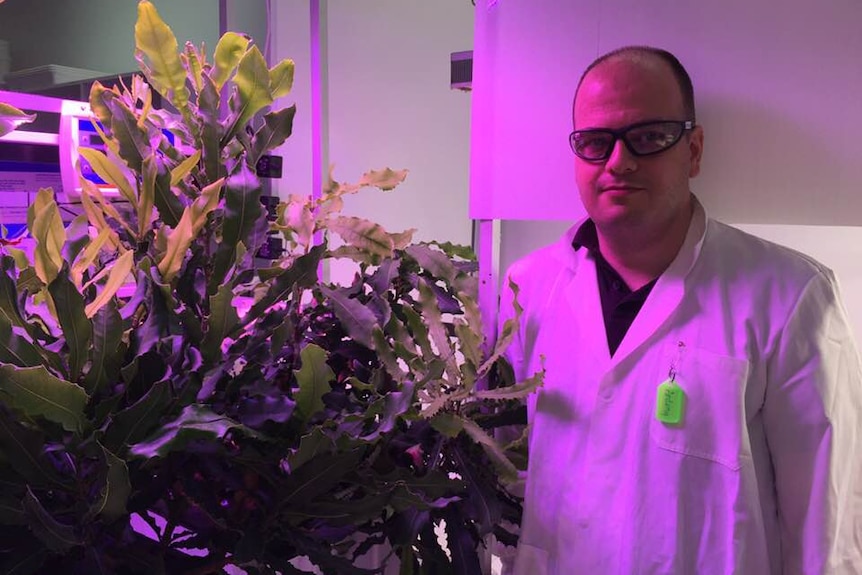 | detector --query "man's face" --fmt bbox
[573,58,703,235]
